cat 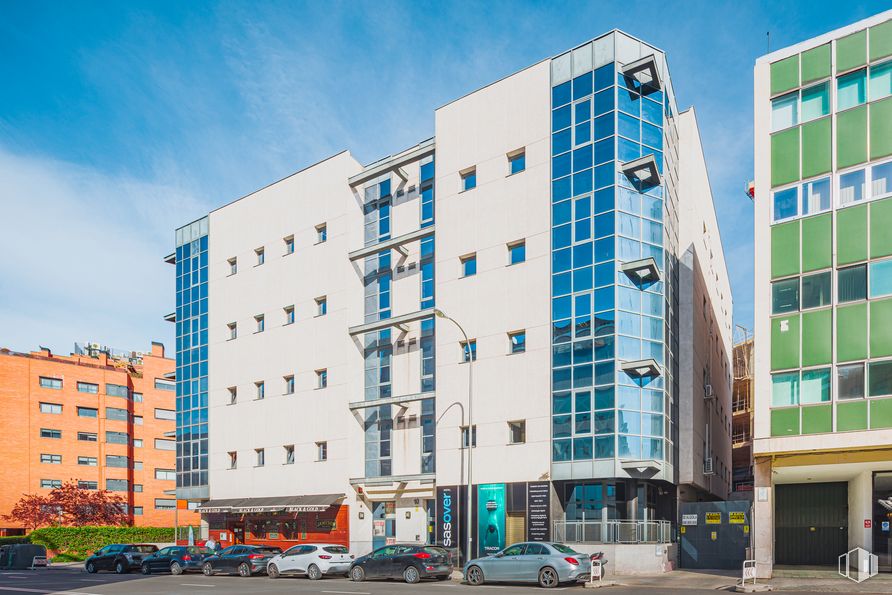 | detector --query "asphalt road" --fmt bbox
[0,566,835,594]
